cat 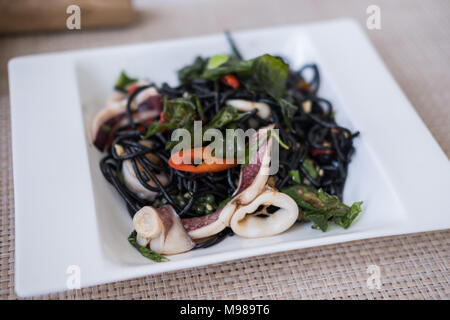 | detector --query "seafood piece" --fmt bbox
[122,153,168,200]
[182,125,274,239]
[182,202,237,239]
[226,99,271,120]
[232,124,274,205]
[230,189,299,238]
[92,86,162,151]
[133,205,195,255]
